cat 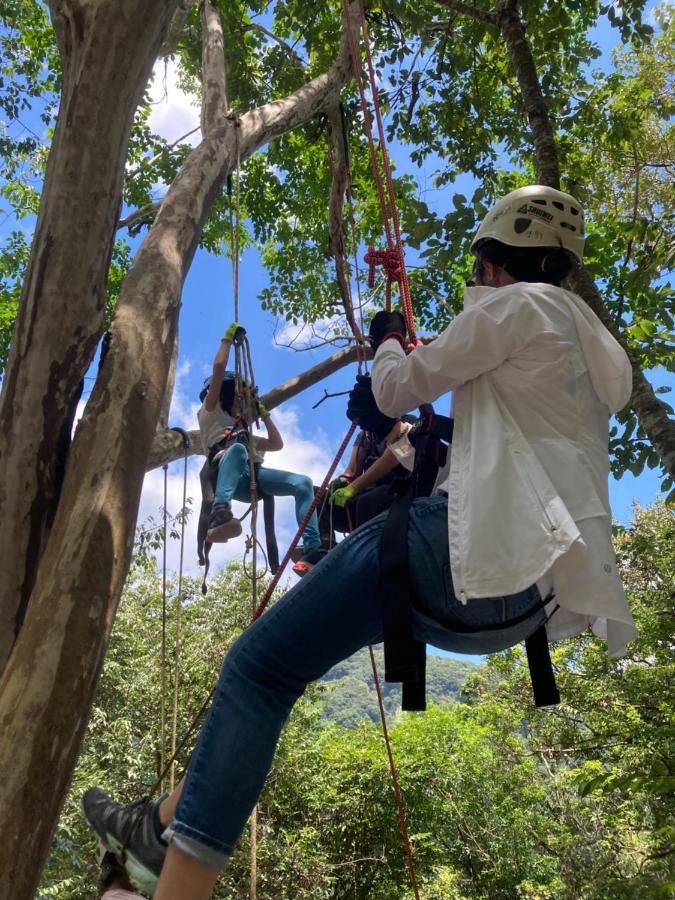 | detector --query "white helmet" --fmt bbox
[470,185,585,261]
